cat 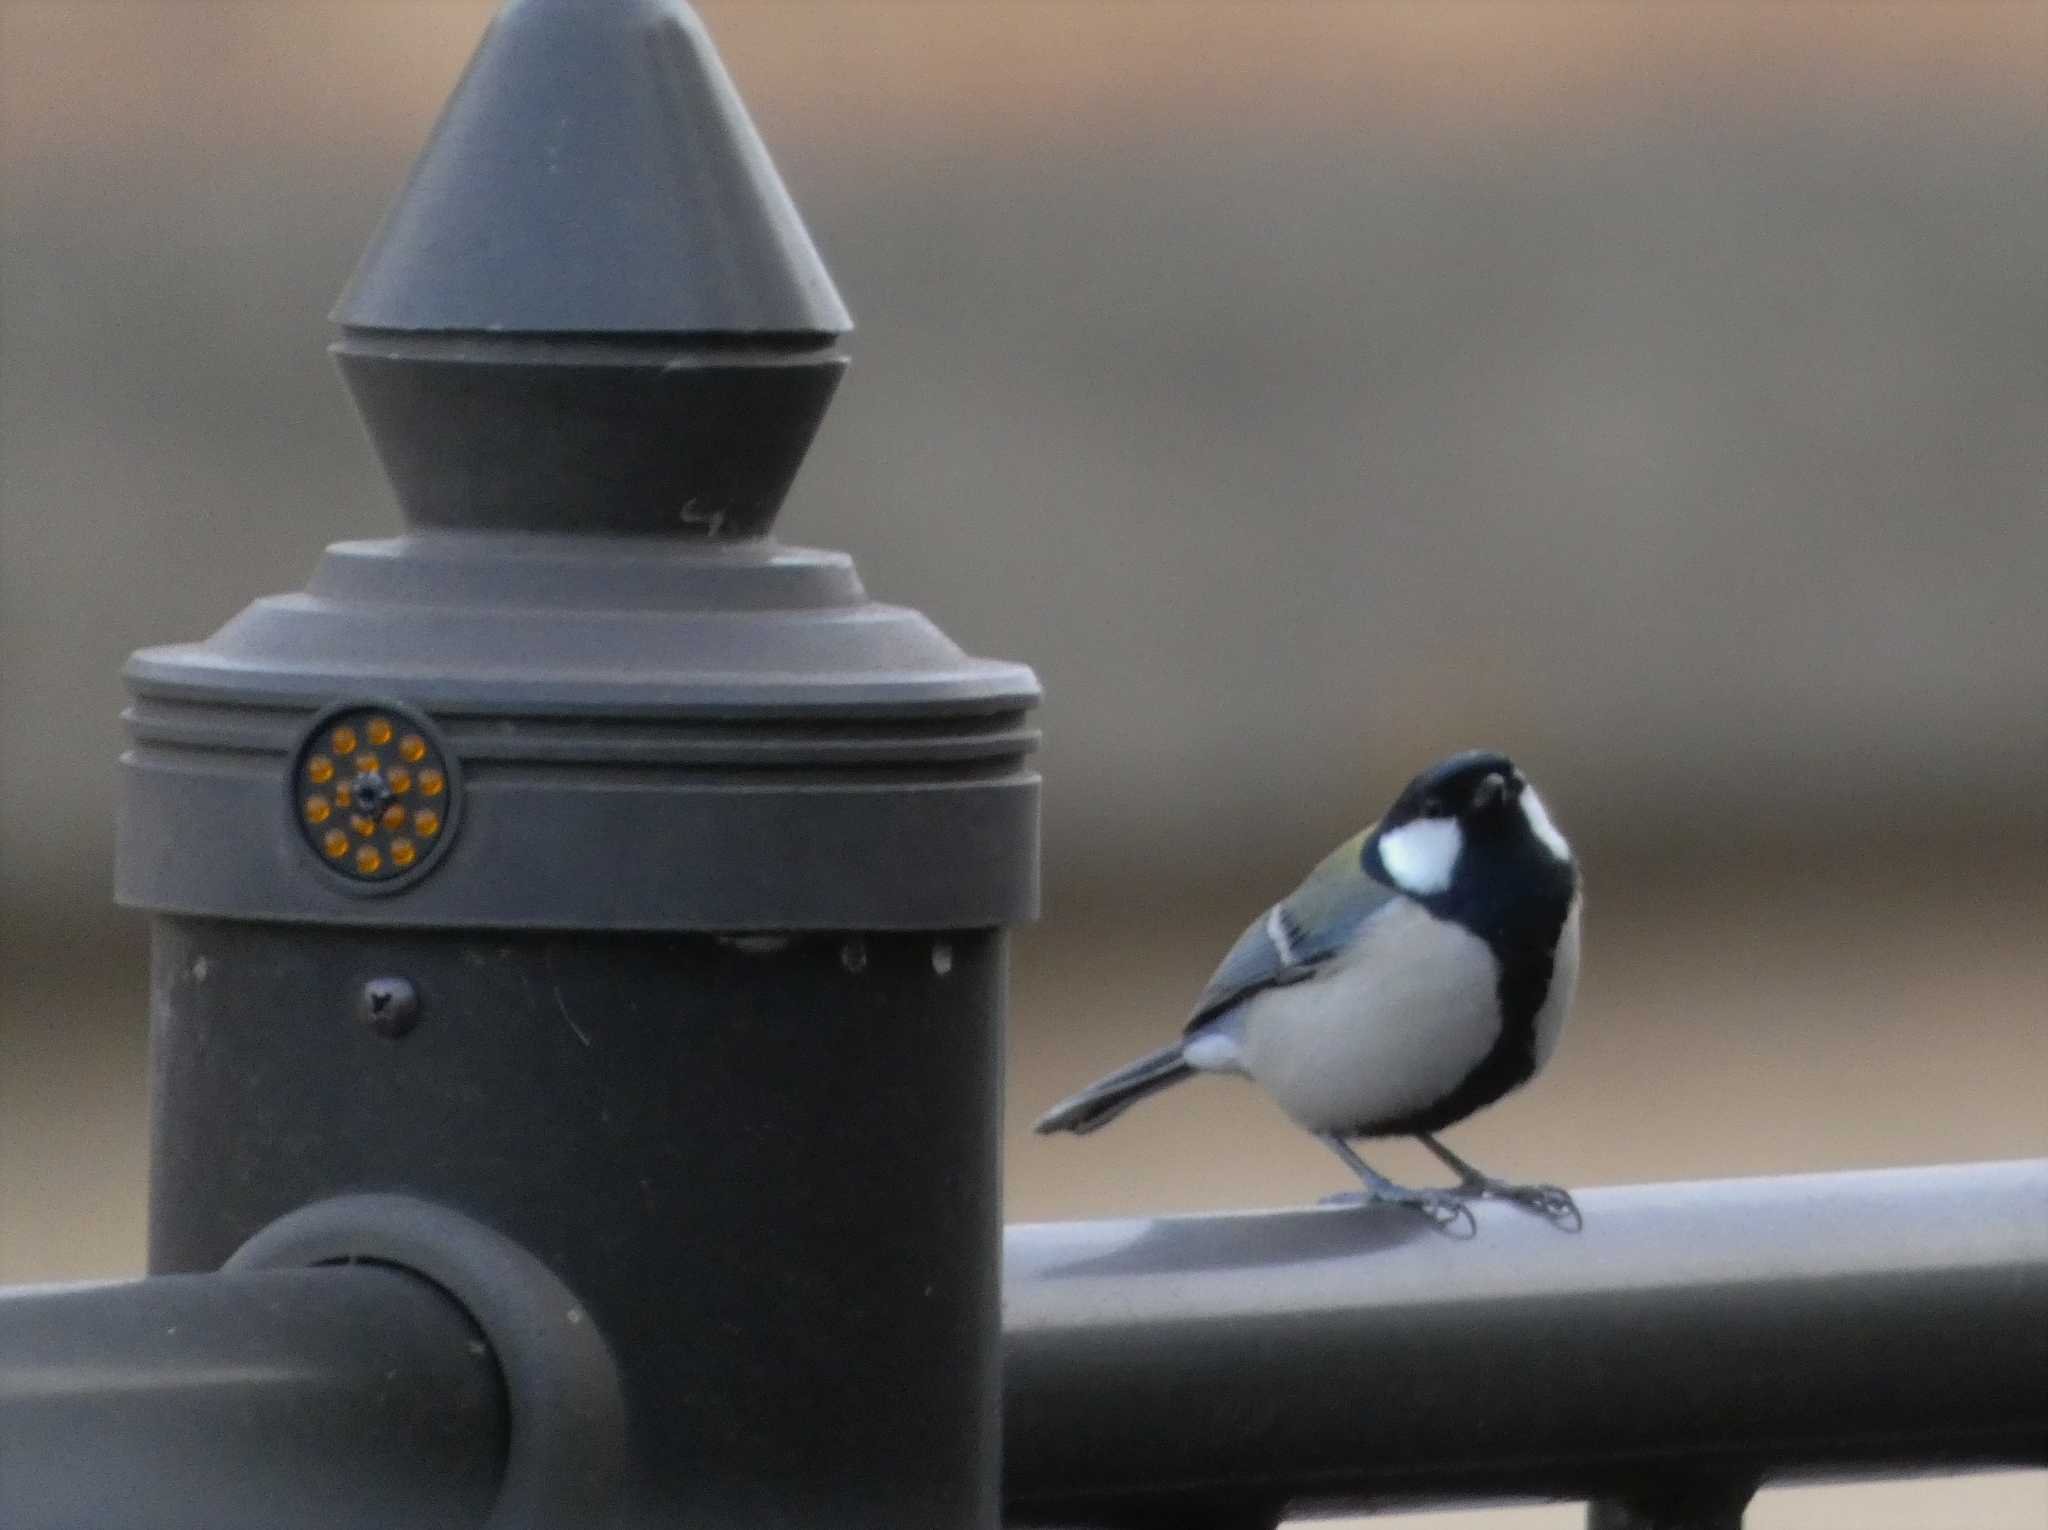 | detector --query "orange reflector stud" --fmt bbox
[296,705,453,887]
